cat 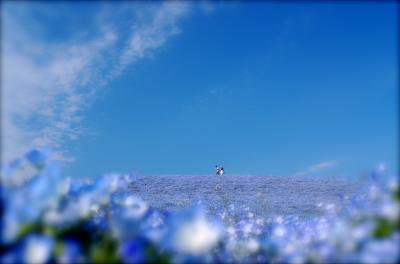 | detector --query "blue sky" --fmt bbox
[2,1,398,178]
